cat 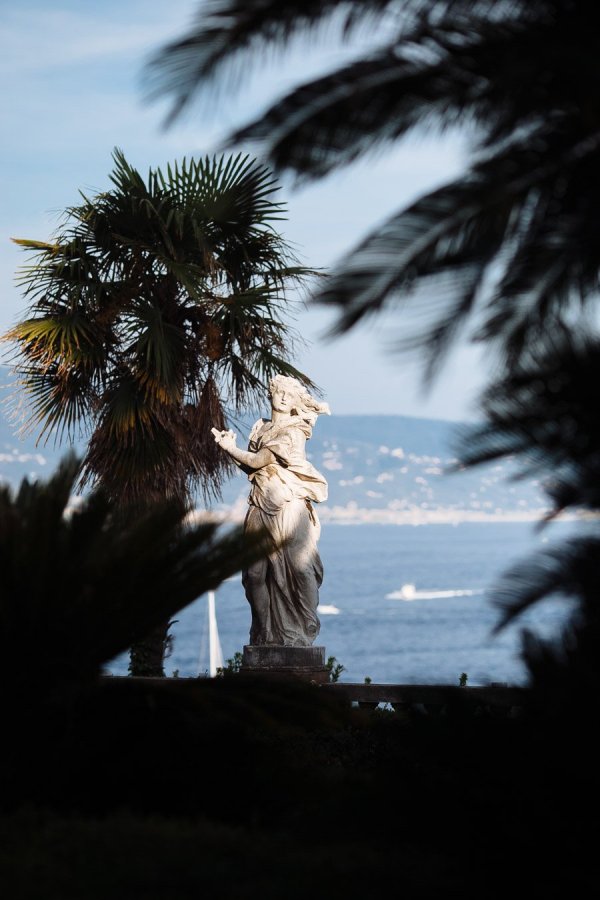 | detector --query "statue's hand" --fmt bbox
[211,427,237,452]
